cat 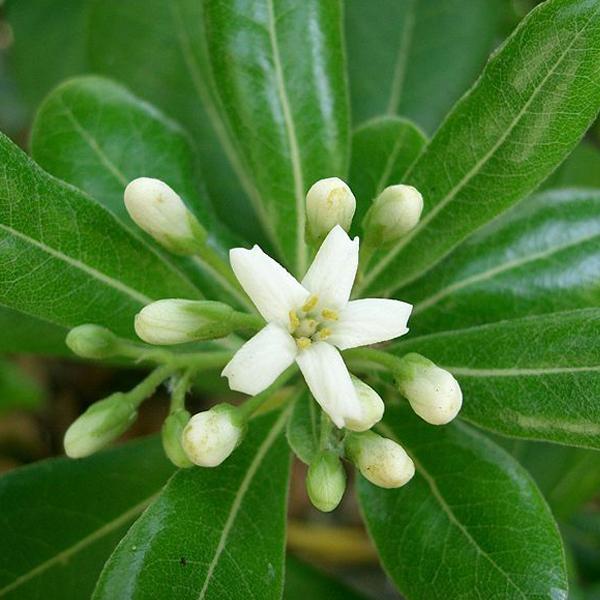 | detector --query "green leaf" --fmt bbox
[284,555,367,600]
[349,116,427,229]
[392,308,600,449]
[359,405,567,599]
[501,439,600,520]
[0,307,68,355]
[94,409,291,600]
[543,141,600,189]
[286,392,321,465]
[203,0,349,275]
[0,436,175,599]
[0,133,201,339]
[345,0,506,133]
[86,0,263,242]
[5,0,89,110]
[0,360,43,413]
[30,76,248,308]
[359,0,600,298]
[403,189,600,333]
